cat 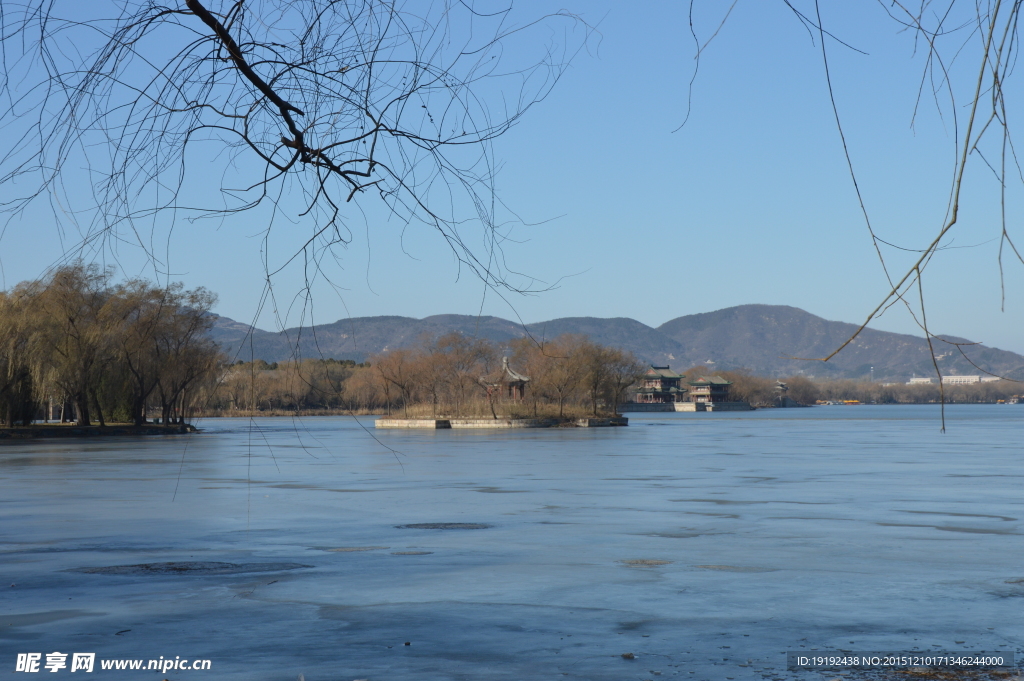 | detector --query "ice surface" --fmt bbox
[1,406,1021,679]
